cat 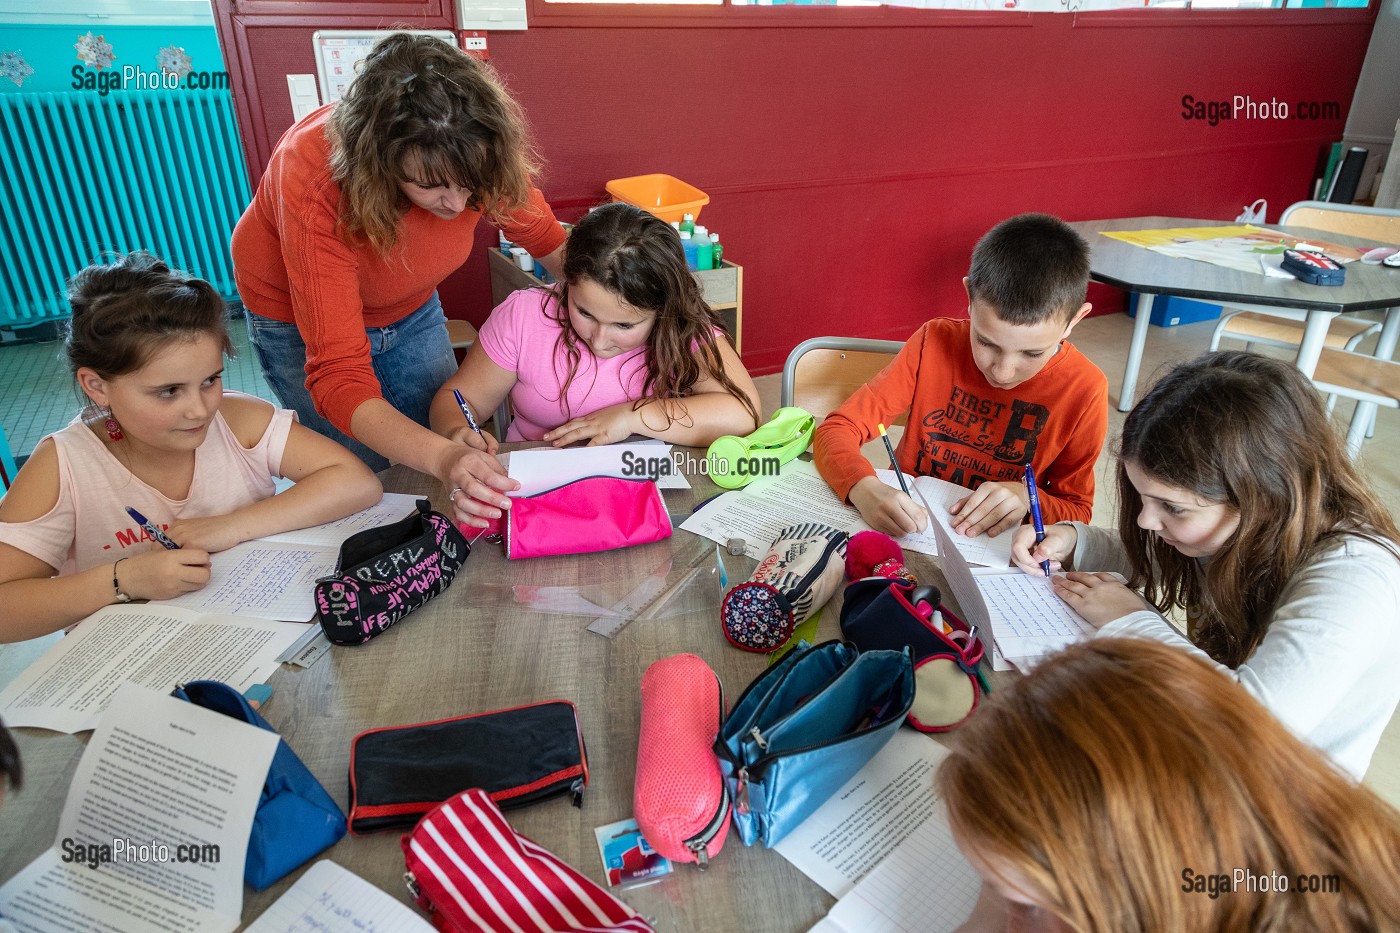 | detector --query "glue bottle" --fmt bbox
[711,232,723,268]
[679,213,696,235]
